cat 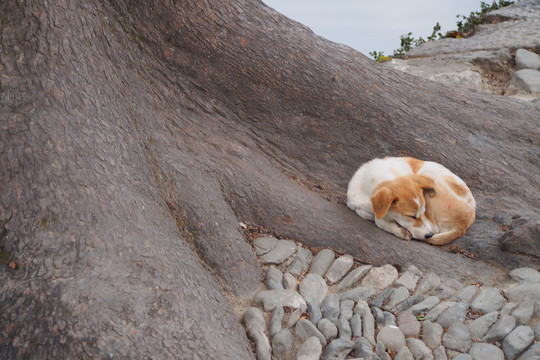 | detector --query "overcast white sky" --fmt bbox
[262,0,488,57]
